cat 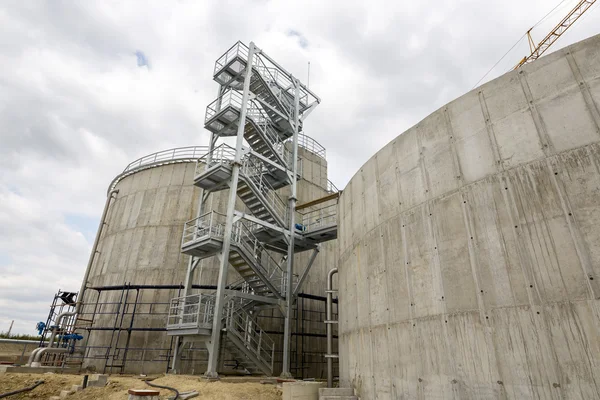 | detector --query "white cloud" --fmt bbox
[0,0,598,334]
